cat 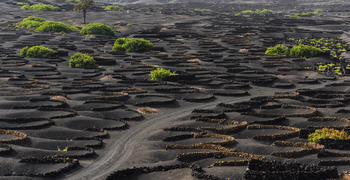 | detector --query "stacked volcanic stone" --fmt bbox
[318,139,350,150]
[244,159,338,180]
[106,164,187,179]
